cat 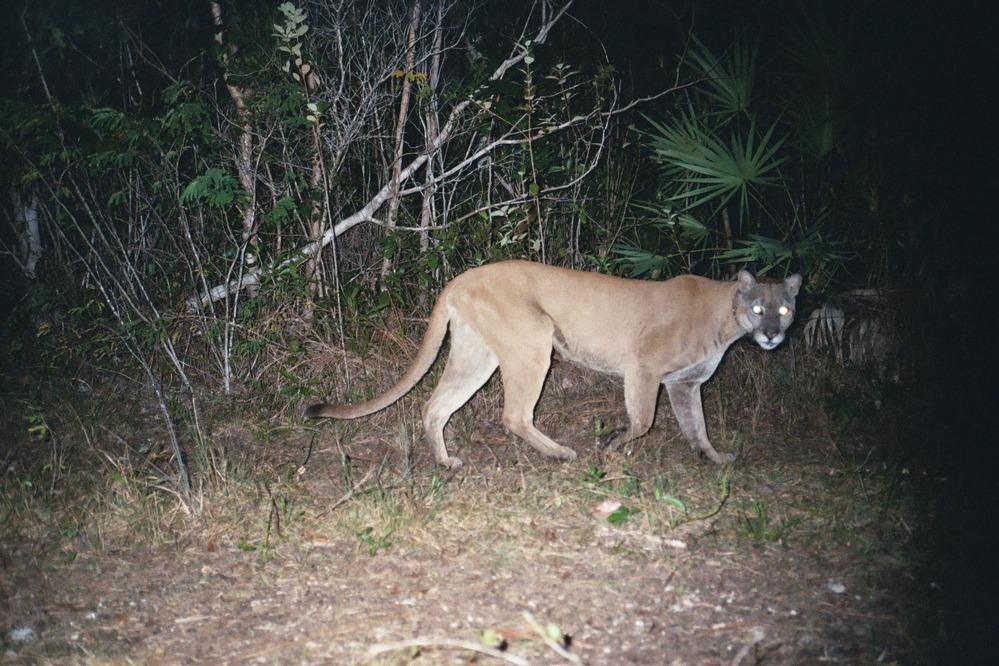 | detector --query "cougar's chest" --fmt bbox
[662,349,727,384]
